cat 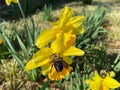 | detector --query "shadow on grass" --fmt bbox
[0,0,73,21]
[1,0,120,21]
